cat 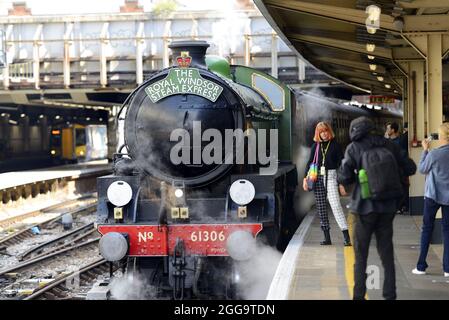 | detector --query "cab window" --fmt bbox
[251,73,285,111]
